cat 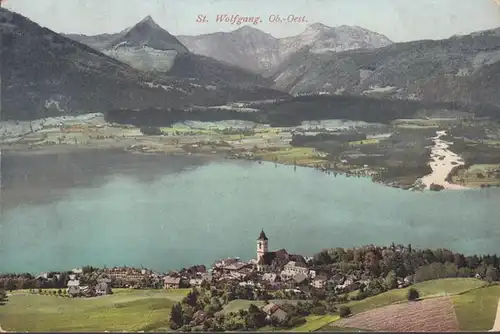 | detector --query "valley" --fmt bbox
[3,109,500,191]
